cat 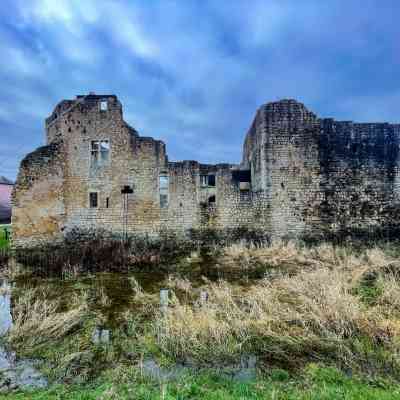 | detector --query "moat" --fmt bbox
[2,239,400,396]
